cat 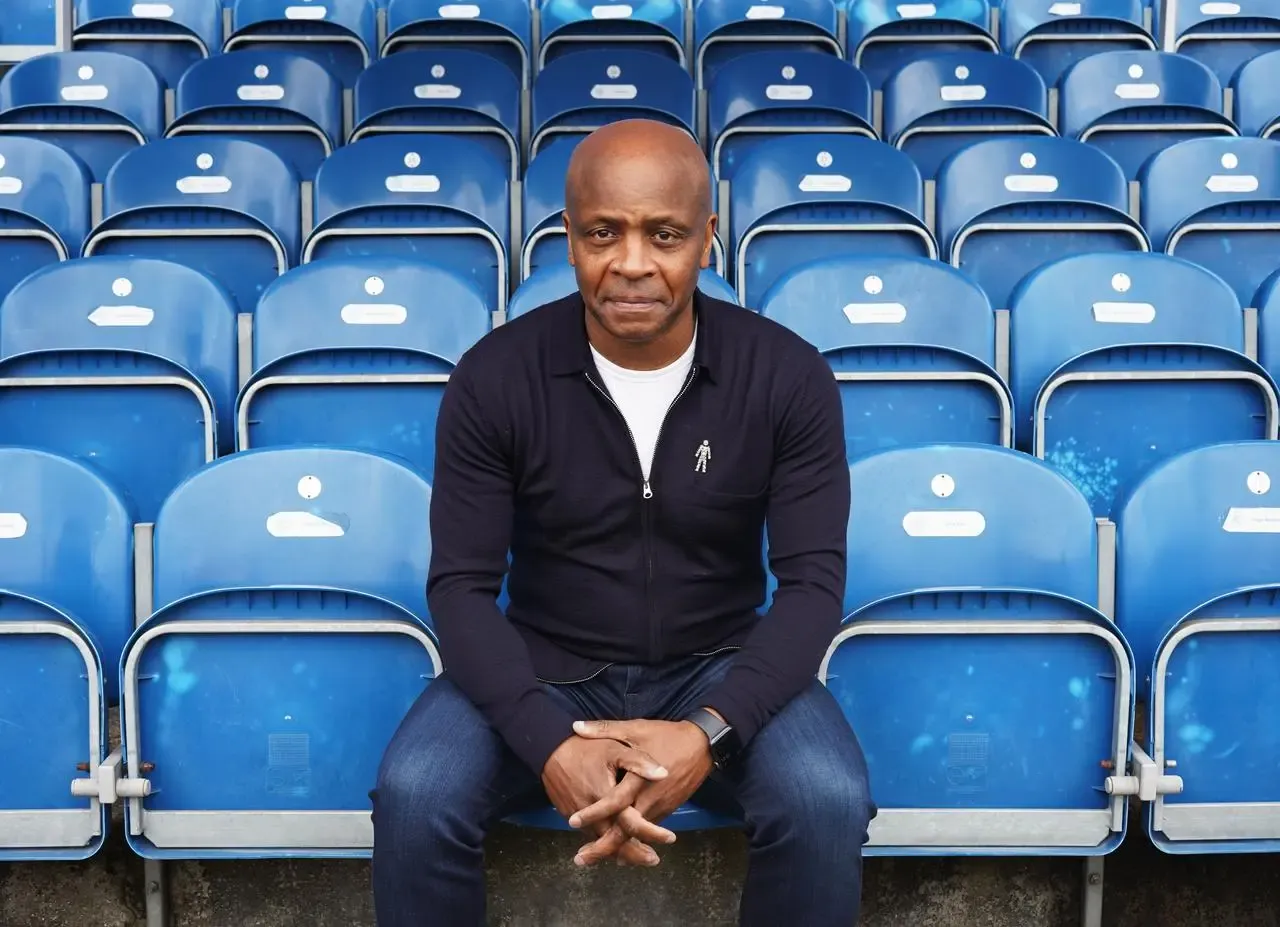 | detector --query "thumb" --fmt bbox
[573,719,634,741]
